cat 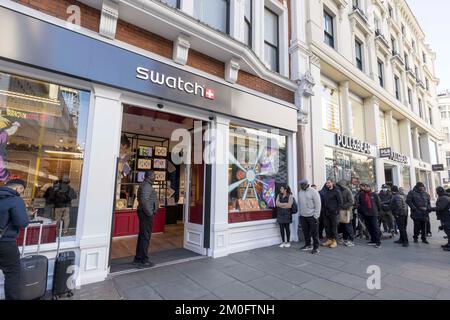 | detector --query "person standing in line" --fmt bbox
[336,180,355,247]
[0,179,30,300]
[378,184,395,236]
[406,182,431,244]
[391,186,409,247]
[430,187,450,251]
[319,180,343,249]
[298,179,322,255]
[356,184,382,248]
[276,186,294,248]
[134,170,158,268]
